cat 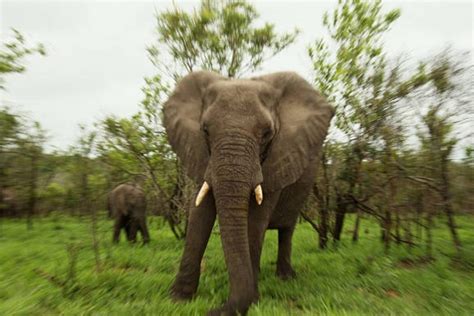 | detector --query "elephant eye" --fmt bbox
[261,127,273,142]
[201,124,211,154]
[202,124,209,137]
